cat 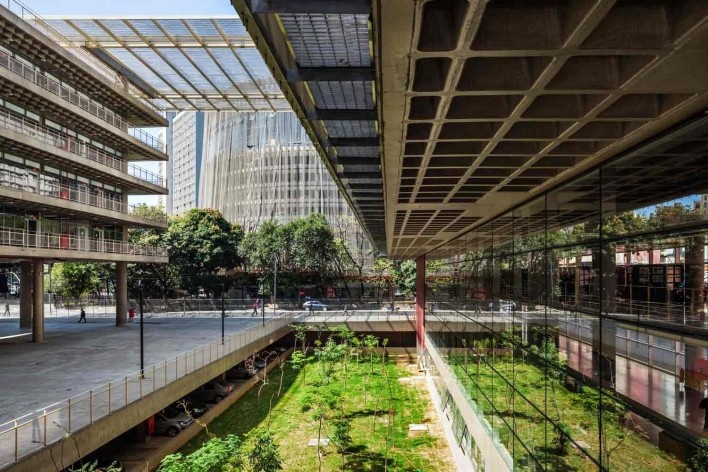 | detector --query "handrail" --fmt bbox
[0,48,165,152]
[0,109,167,188]
[0,227,167,257]
[0,312,294,468]
[4,0,164,116]
[0,167,167,222]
